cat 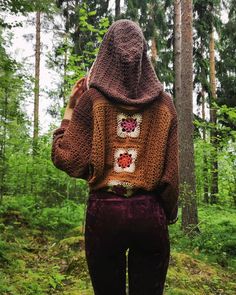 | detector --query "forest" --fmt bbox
[0,0,235,294]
